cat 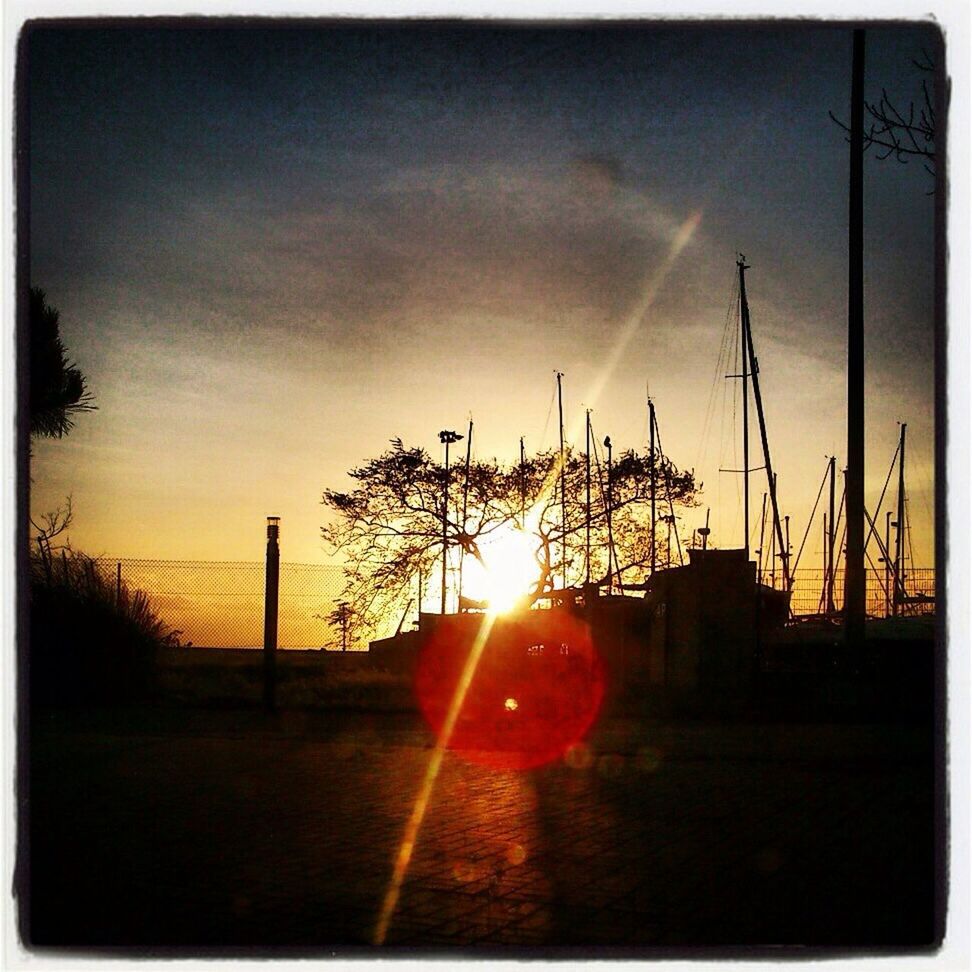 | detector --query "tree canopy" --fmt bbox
[322,437,698,644]
[28,287,95,439]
